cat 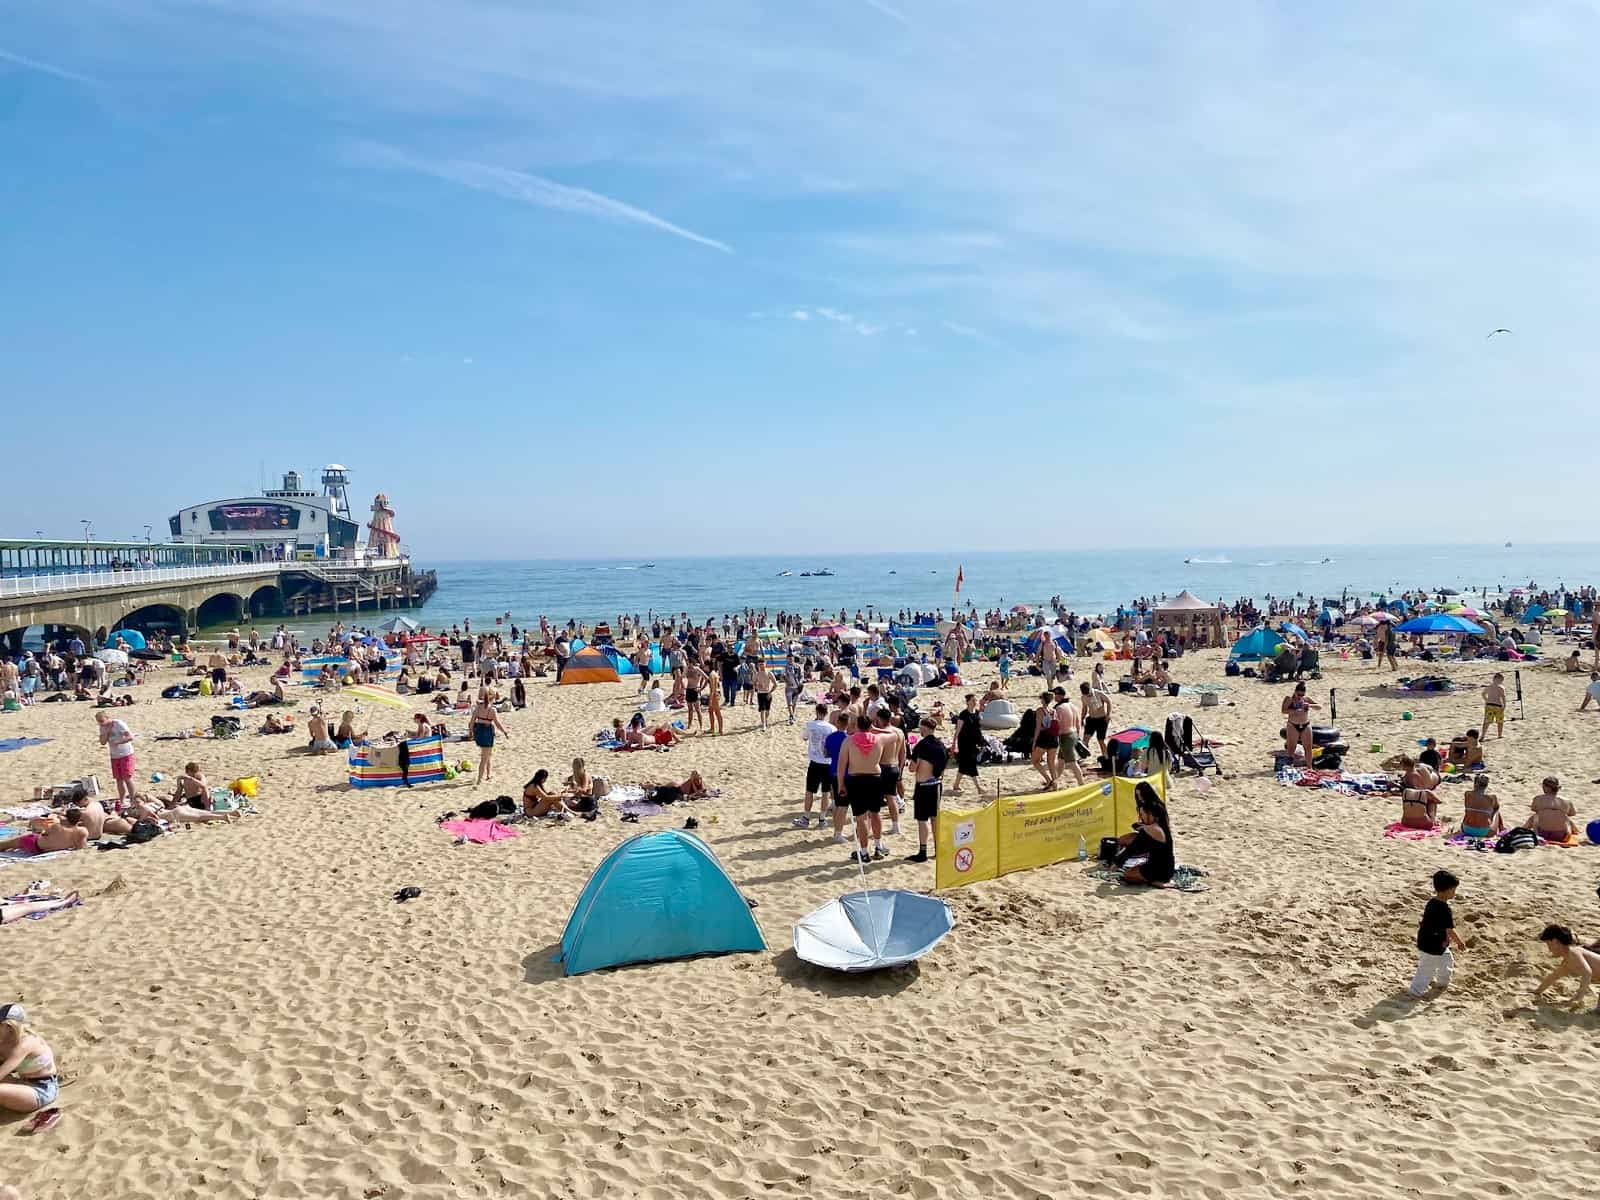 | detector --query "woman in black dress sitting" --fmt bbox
[1114,782,1175,886]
